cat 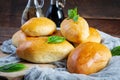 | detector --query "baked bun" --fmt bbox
[67,42,112,75]
[12,30,27,47]
[16,37,74,63]
[82,27,101,43]
[60,17,89,43]
[21,17,56,36]
[72,27,101,47]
